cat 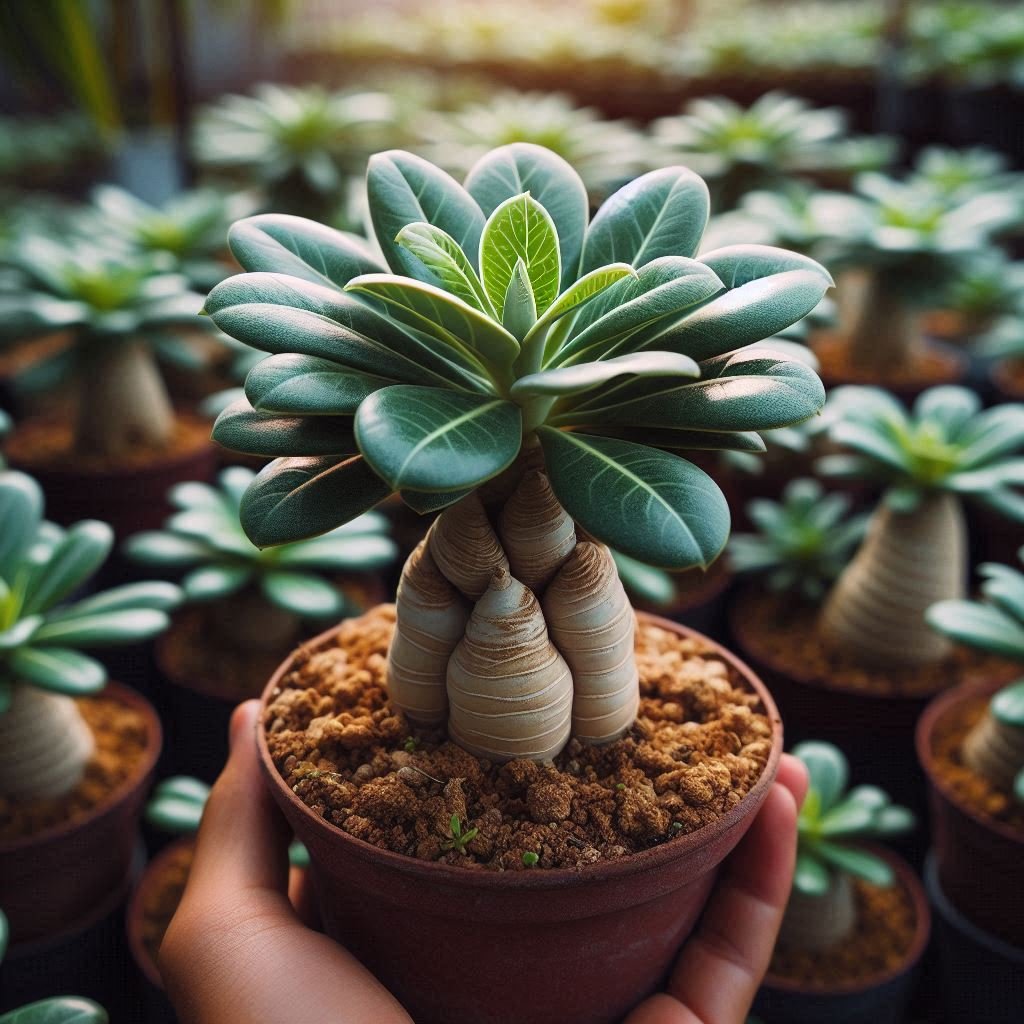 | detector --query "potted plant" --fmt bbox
[982,310,1024,403]
[204,141,830,1024]
[0,468,177,953]
[731,385,1024,811]
[906,144,1024,206]
[123,466,397,776]
[753,741,927,1024]
[0,230,220,534]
